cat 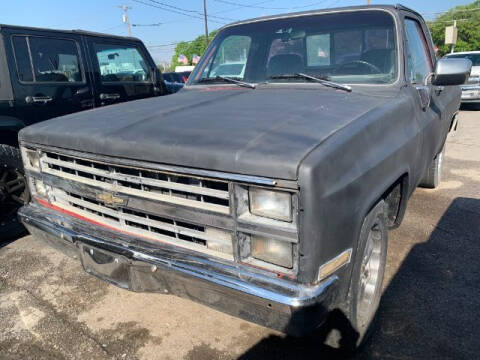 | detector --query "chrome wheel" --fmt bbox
[437,150,443,184]
[357,223,383,329]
